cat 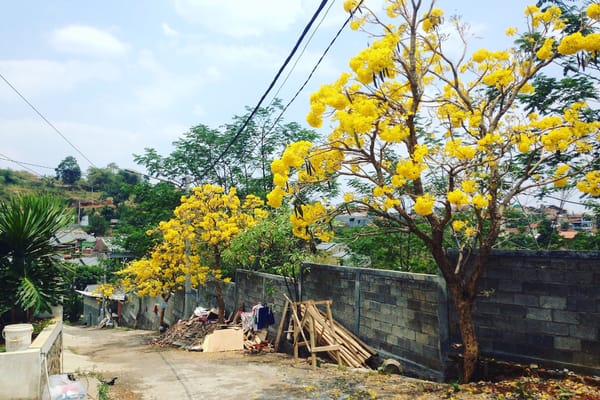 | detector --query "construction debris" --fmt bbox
[149,306,275,354]
[244,329,274,353]
[203,327,244,352]
[149,316,217,349]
